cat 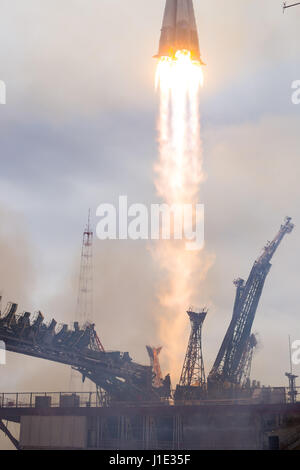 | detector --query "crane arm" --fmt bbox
[208,218,294,385]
